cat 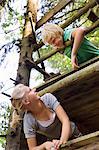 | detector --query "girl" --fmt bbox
[11,84,81,150]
